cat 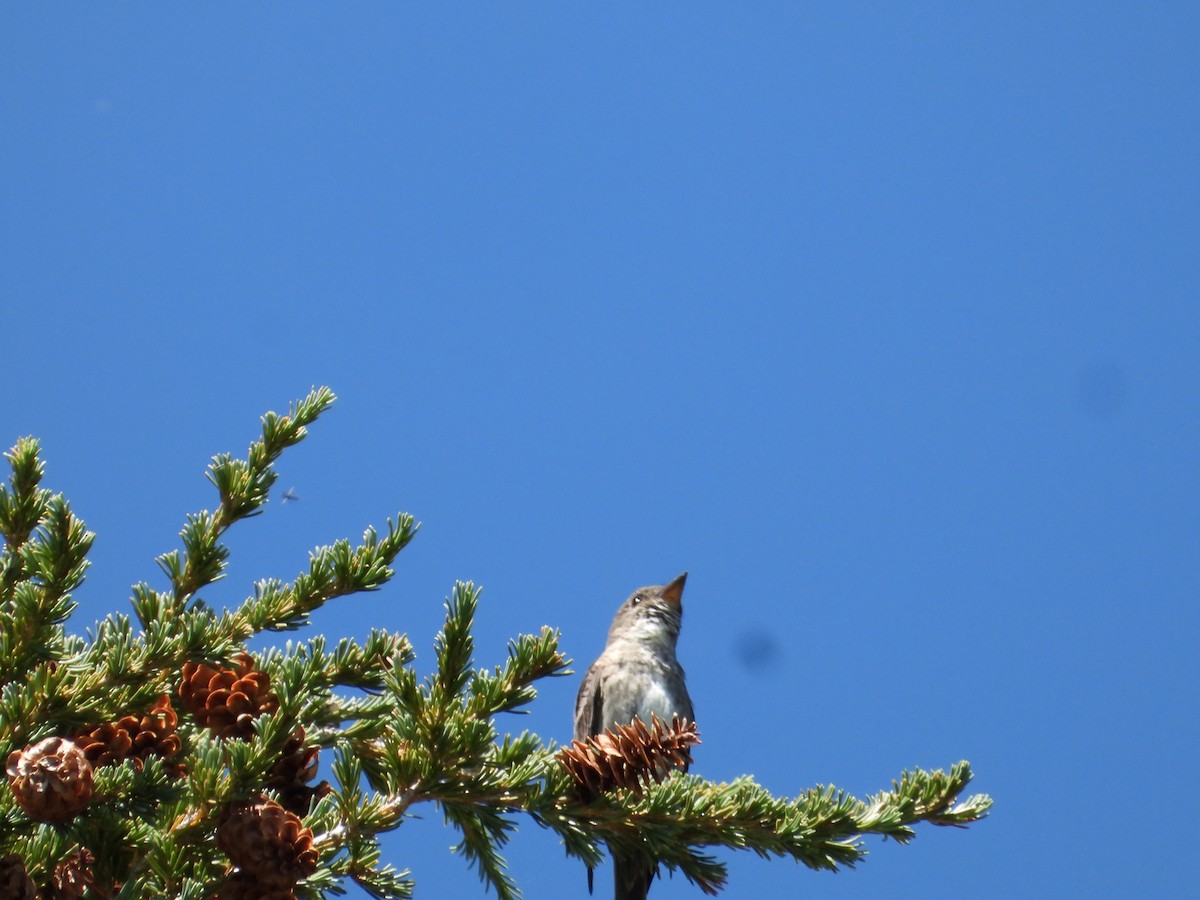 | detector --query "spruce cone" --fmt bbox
[6,737,94,823]
[264,728,331,817]
[45,848,94,900]
[179,654,279,740]
[74,694,185,777]
[559,715,700,801]
[0,854,36,900]
[216,797,318,888]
